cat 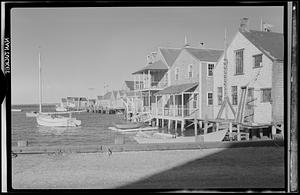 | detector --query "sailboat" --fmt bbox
[36,48,81,127]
